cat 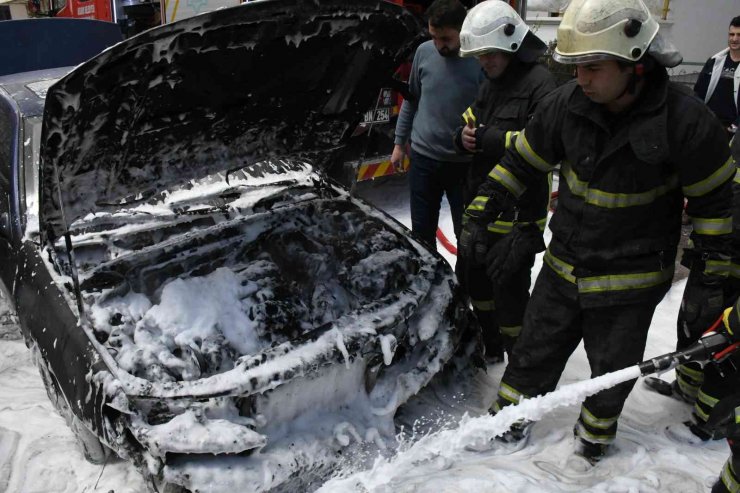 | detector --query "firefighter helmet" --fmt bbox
[460,0,546,63]
[553,0,659,64]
